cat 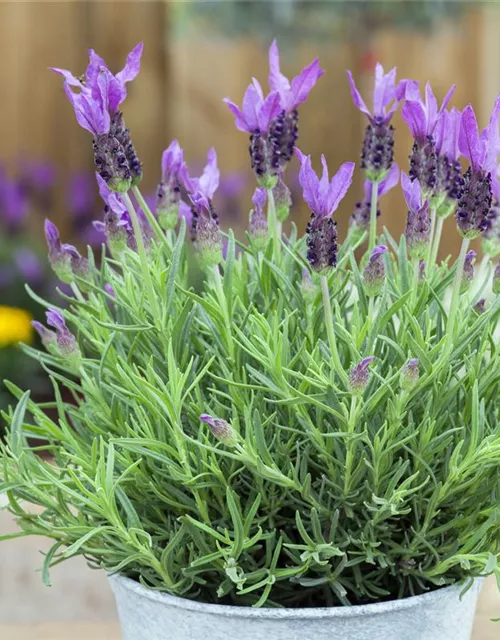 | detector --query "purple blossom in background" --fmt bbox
[456,99,500,238]
[14,249,44,285]
[402,81,455,195]
[52,43,143,191]
[402,172,431,260]
[363,245,387,296]
[19,159,56,211]
[347,64,404,181]
[225,40,323,184]
[156,139,190,230]
[351,163,399,232]
[67,172,105,247]
[249,187,268,250]
[296,148,354,272]
[0,173,28,230]
[349,356,376,395]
